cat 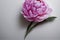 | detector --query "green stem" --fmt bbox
[24,22,34,39]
